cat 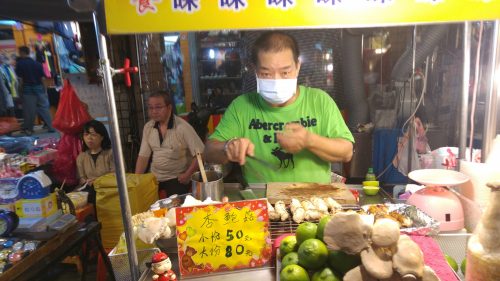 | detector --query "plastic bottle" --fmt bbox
[365,167,376,181]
